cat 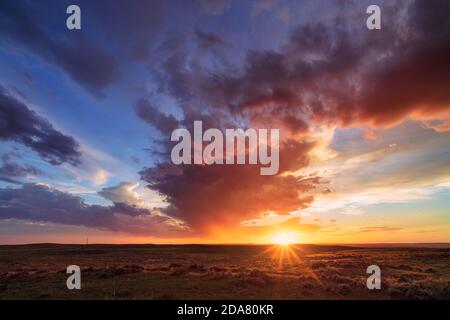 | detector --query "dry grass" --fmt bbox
[0,244,449,300]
